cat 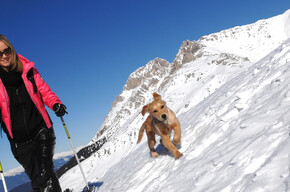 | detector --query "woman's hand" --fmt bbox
[53,103,67,117]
